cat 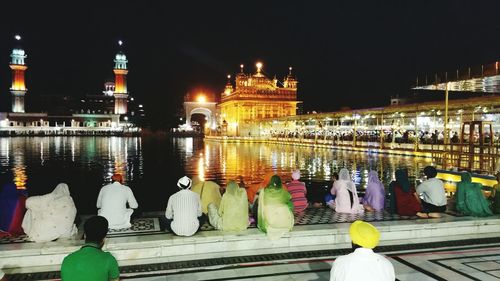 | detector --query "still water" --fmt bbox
[0,136,432,213]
